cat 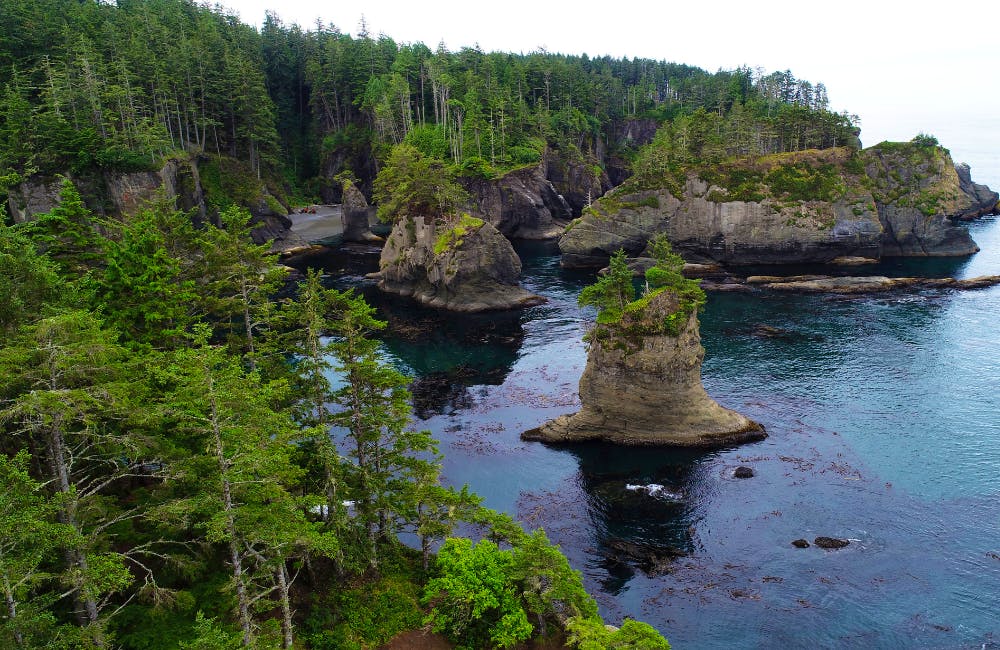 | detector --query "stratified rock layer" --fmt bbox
[377,215,545,312]
[524,291,765,446]
[560,144,997,268]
